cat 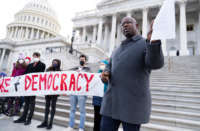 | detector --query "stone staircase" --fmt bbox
[33,56,200,131]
